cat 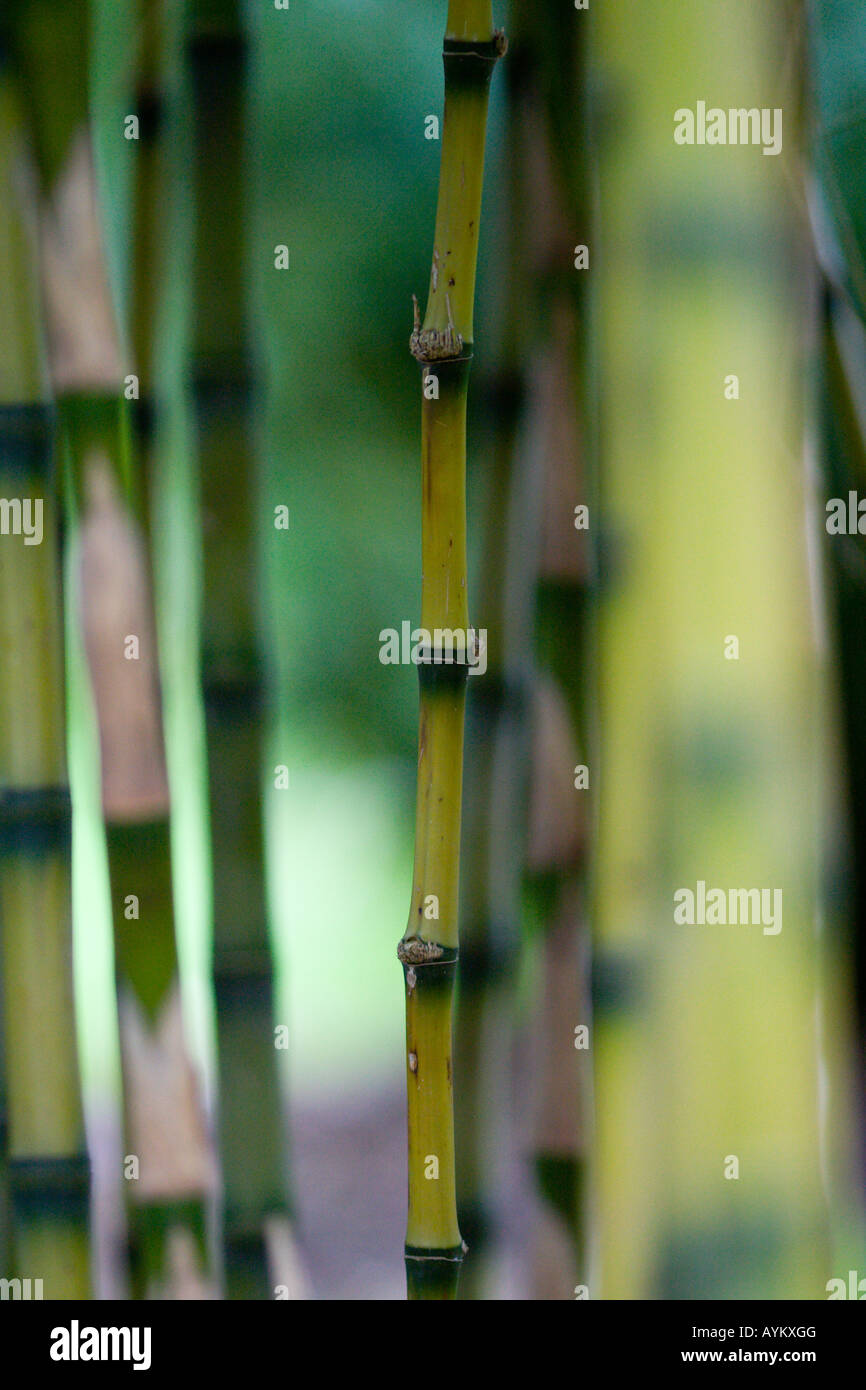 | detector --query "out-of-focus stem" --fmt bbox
[0,60,90,1298]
